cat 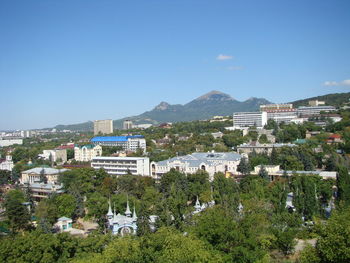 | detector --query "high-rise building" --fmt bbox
[233,112,267,128]
[94,119,113,135]
[123,120,133,130]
